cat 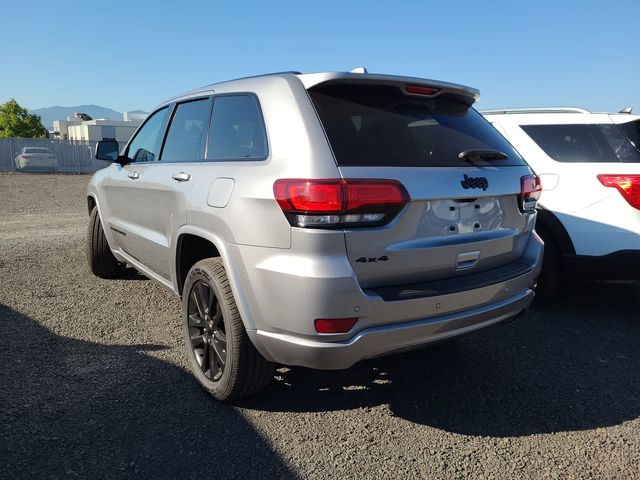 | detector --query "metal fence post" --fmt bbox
[9,138,15,172]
